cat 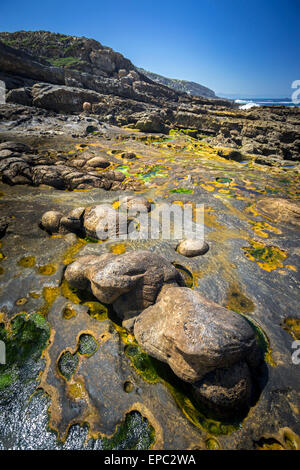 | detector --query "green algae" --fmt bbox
[78,334,98,357]
[173,263,194,288]
[123,340,238,436]
[226,283,255,314]
[0,313,50,391]
[83,301,108,321]
[123,381,134,393]
[206,437,221,450]
[168,187,194,194]
[137,165,168,182]
[115,165,132,176]
[216,177,232,184]
[125,345,160,383]
[62,304,77,319]
[38,286,60,317]
[101,411,155,450]
[241,315,275,366]
[58,350,79,381]
[243,240,288,272]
